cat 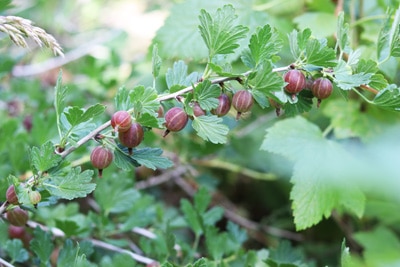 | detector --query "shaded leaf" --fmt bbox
[30,227,53,264]
[132,147,174,170]
[44,168,96,200]
[130,85,159,116]
[5,239,28,263]
[194,80,220,110]
[192,115,229,144]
